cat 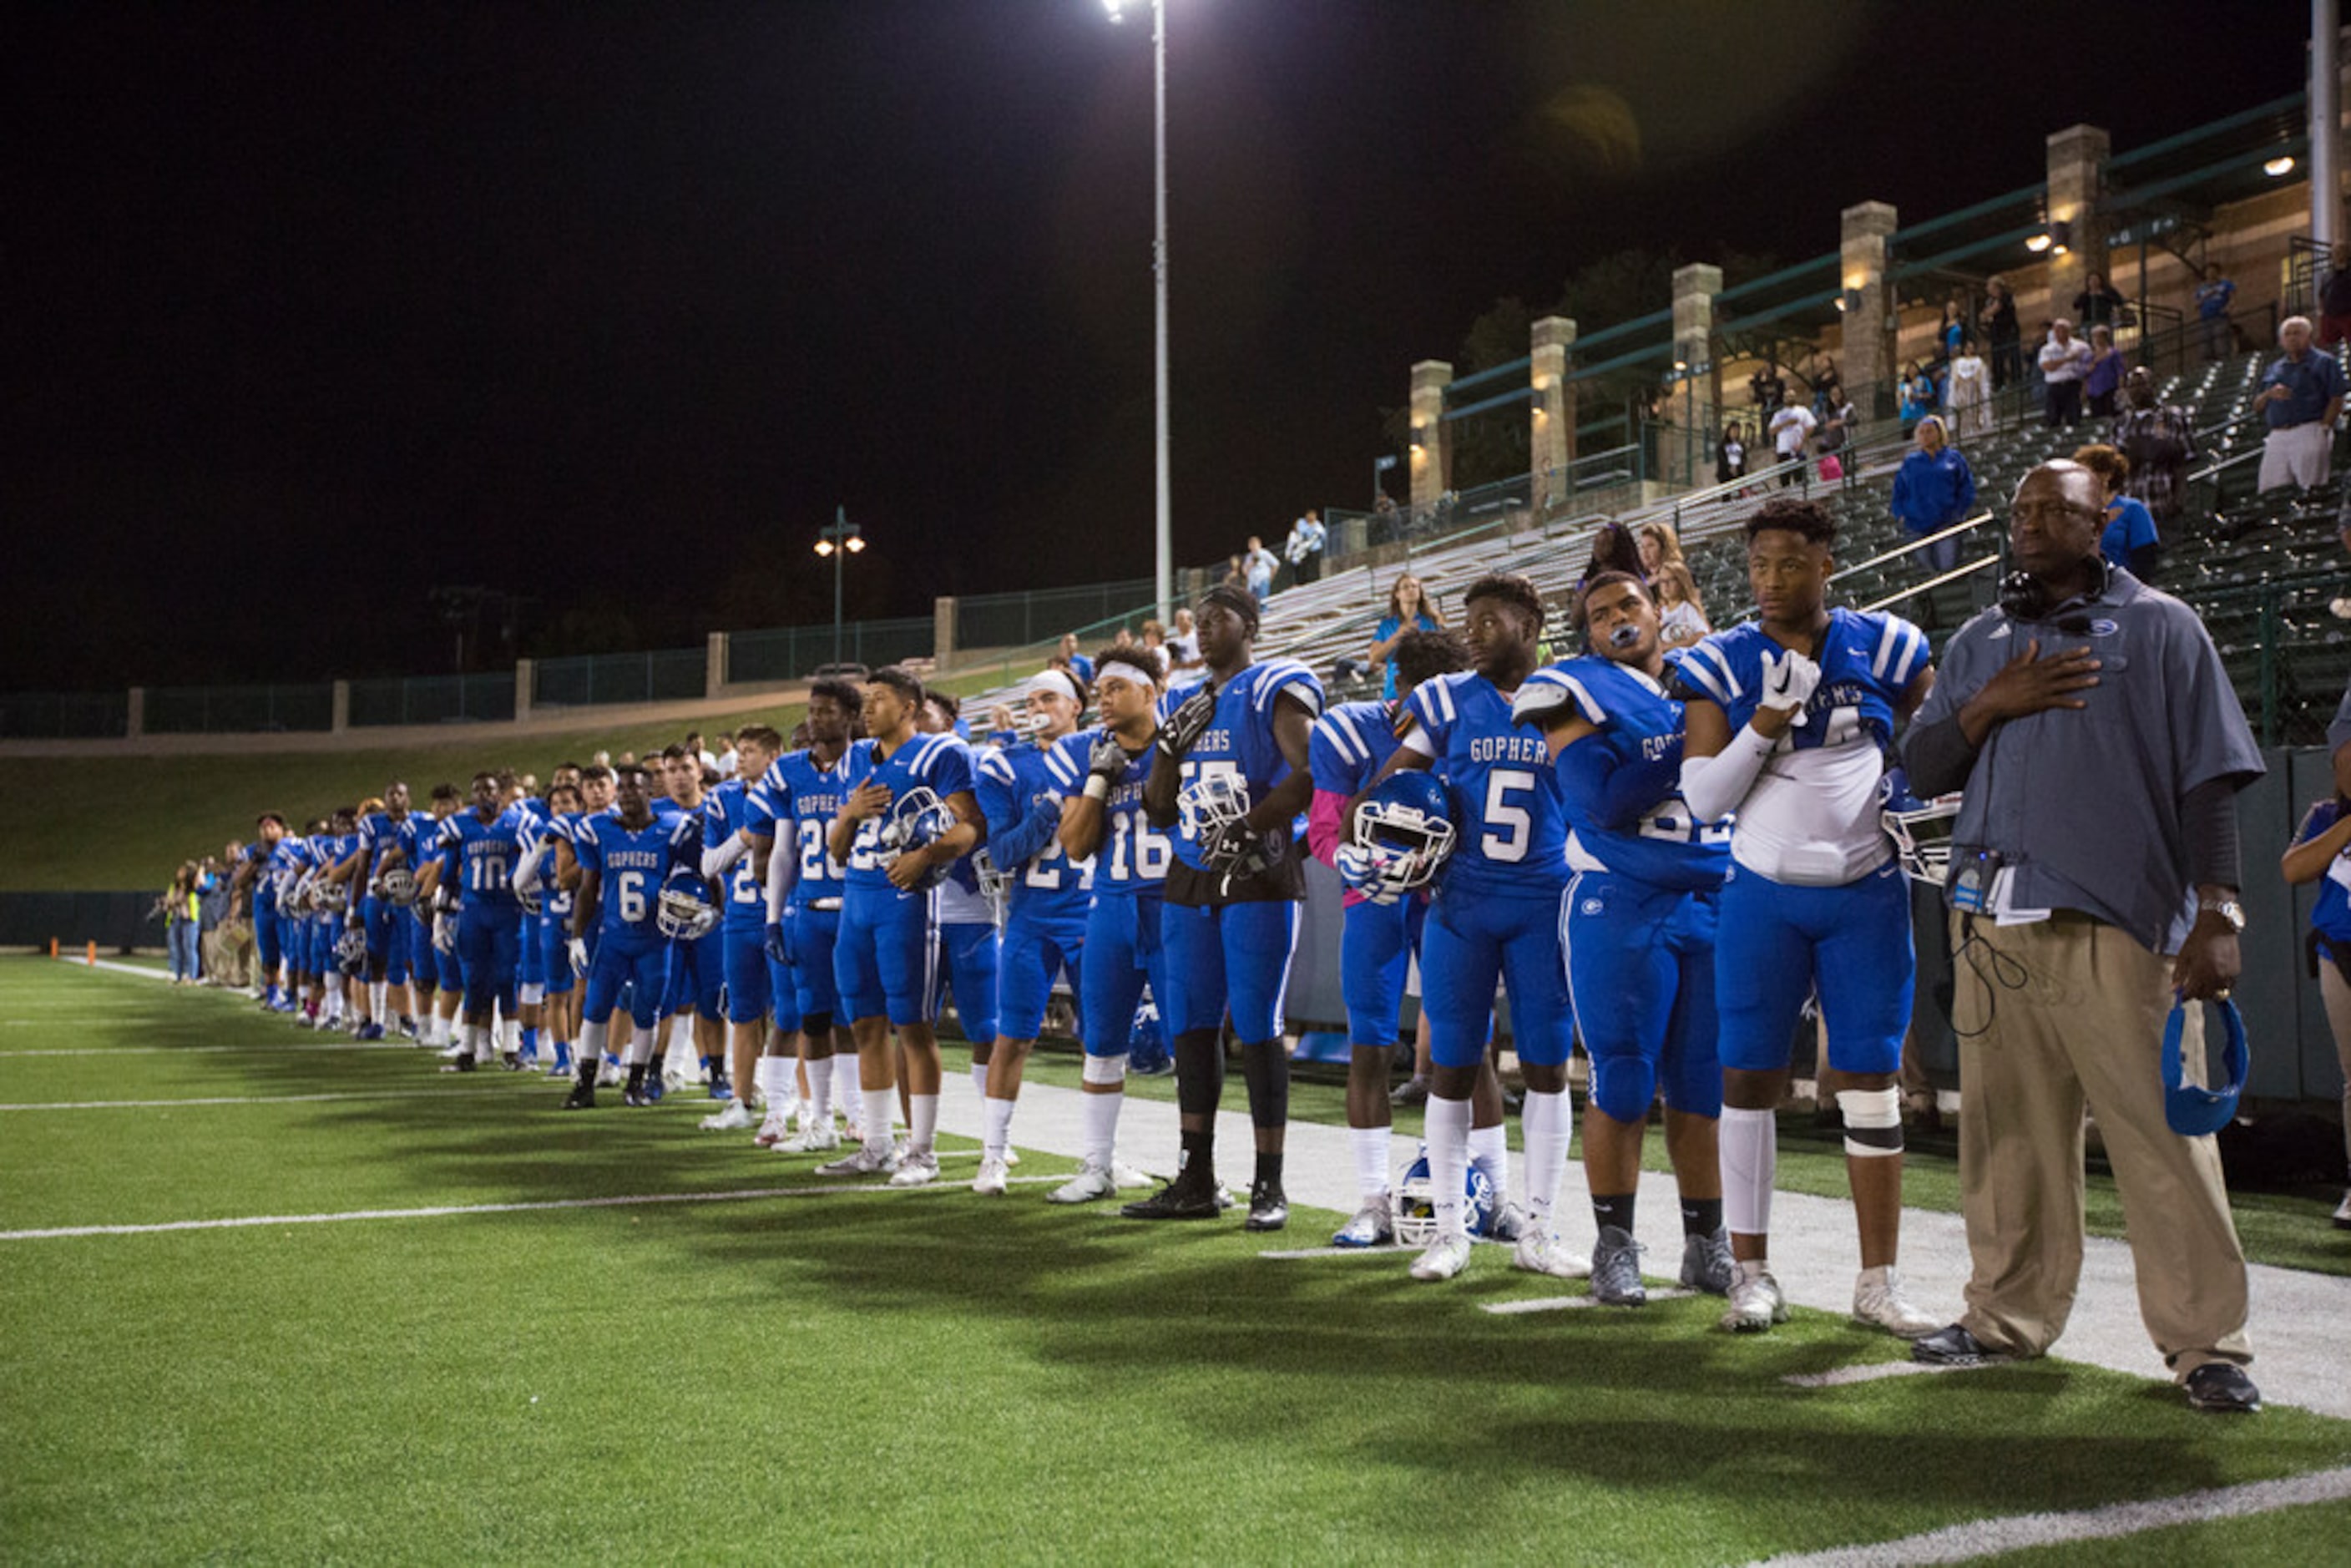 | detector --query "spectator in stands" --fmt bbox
[2074,443,2161,579]
[1365,574,1443,699]
[2254,315,2348,493]
[2280,711,2351,1232]
[2111,367,2197,527]
[1167,607,1204,675]
[1716,422,1749,490]
[1939,300,1969,362]
[1898,361,1935,432]
[2195,262,2237,362]
[1890,417,1978,575]
[1054,631,1096,687]
[2083,325,2126,418]
[1243,536,1281,605]
[1768,387,1816,485]
[1982,277,2022,391]
[1139,620,1170,676]
[2072,271,2127,333]
[1370,492,1402,545]
[1653,561,1710,650]
[1750,357,1786,412]
[1809,356,1840,417]
[1818,387,1856,484]
[1285,510,1327,586]
[2320,244,2351,350]
[1636,521,1686,579]
[2038,319,2092,428]
[164,861,203,984]
[1945,336,1992,440]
